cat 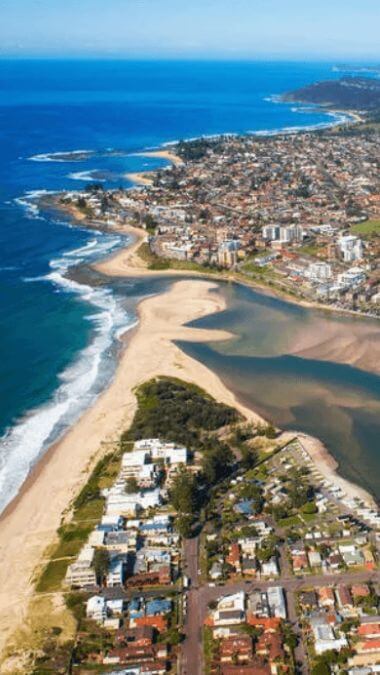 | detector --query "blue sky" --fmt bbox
[1,0,379,59]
